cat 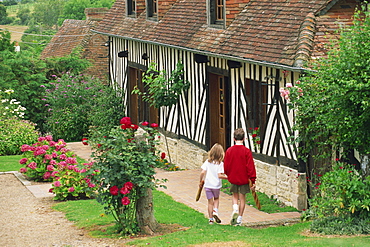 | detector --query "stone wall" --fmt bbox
[157,133,307,210]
